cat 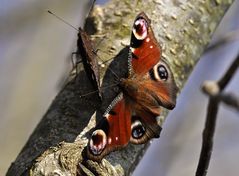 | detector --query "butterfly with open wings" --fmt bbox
[86,12,178,161]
